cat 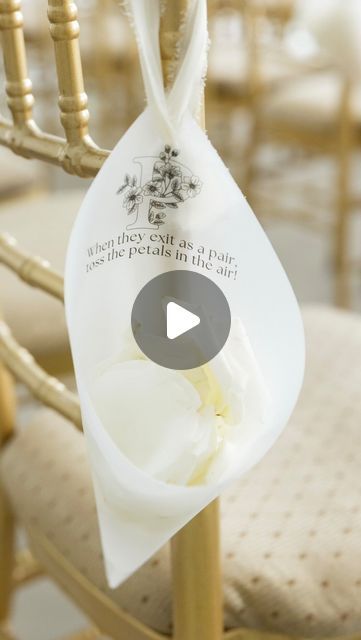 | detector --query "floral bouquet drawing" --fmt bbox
[117,144,202,229]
